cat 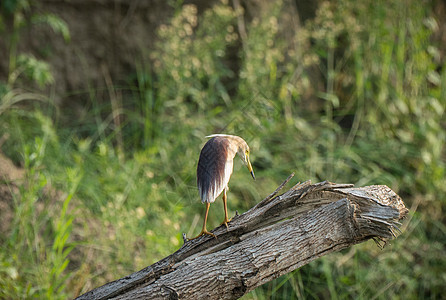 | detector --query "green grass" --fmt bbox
[0,0,445,298]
